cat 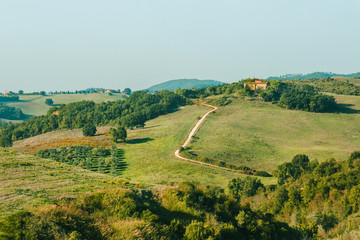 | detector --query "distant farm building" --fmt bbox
[244,80,268,90]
